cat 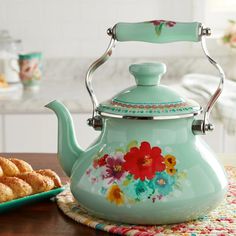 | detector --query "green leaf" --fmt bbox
[126,174,133,180]
[222,35,231,43]
[122,179,130,186]
[155,22,164,36]
[126,140,138,152]
[176,171,187,180]
[115,147,125,153]
[229,19,236,24]
[155,26,160,36]
[97,149,105,157]
[174,183,182,191]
